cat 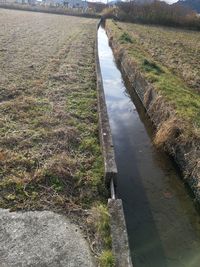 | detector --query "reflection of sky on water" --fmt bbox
[98,26,200,267]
